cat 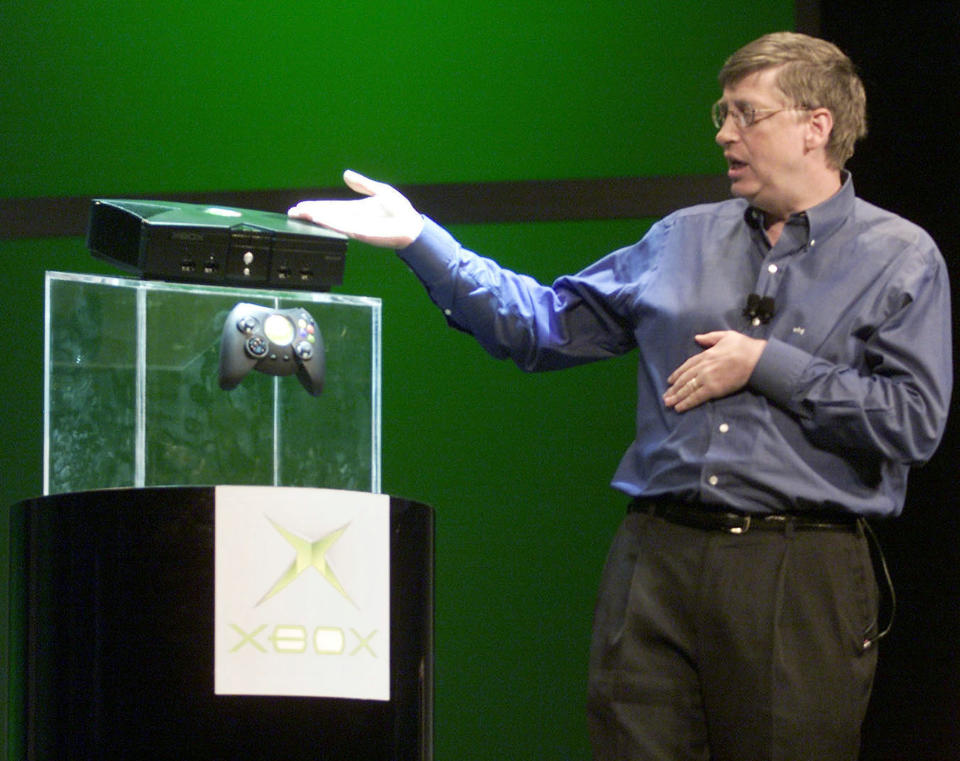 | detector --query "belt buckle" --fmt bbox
[727,515,751,534]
